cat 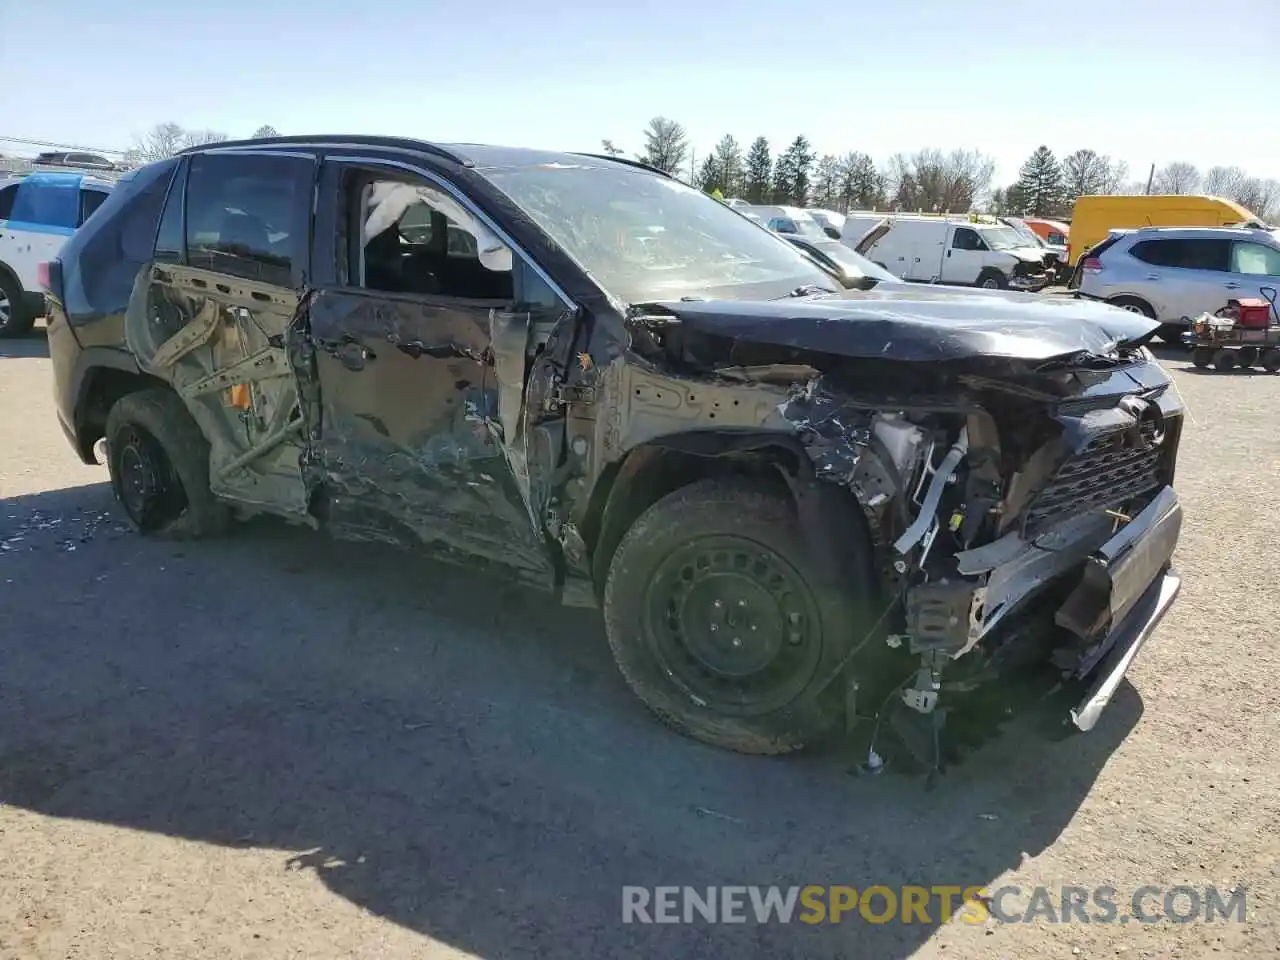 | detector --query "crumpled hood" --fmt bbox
[1007,246,1052,264]
[644,287,1161,363]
